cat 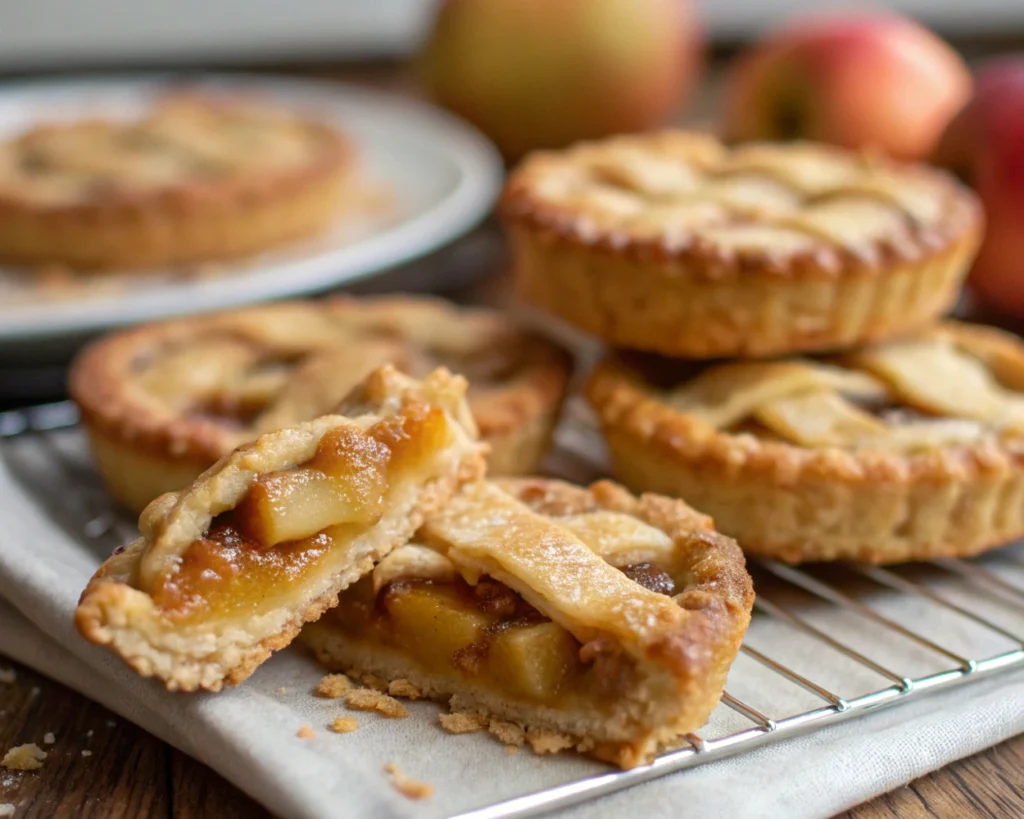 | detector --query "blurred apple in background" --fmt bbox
[721,12,971,161]
[935,58,1024,319]
[418,0,702,161]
